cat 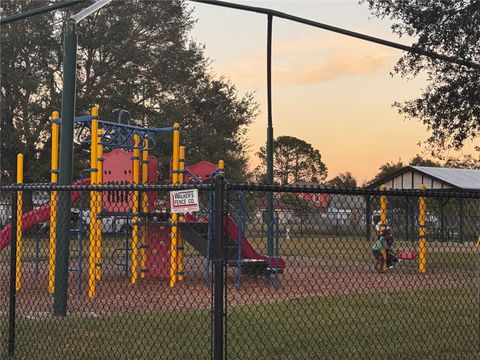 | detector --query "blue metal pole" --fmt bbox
[76,169,90,296]
[274,214,280,288]
[236,210,242,290]
[34,226,40,275]
[236,191,245,290]
[205,191,214,286]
